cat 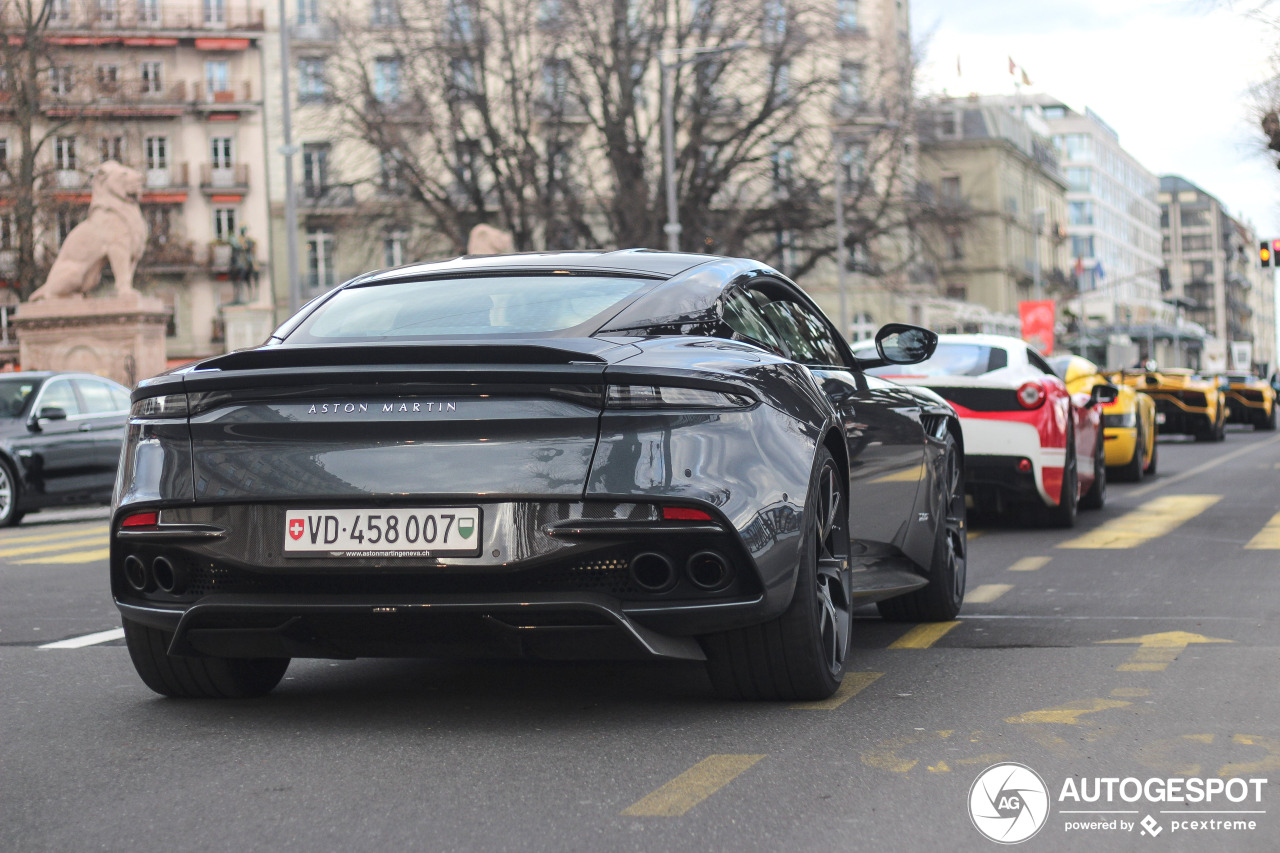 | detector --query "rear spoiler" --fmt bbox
[193,344,608,372]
